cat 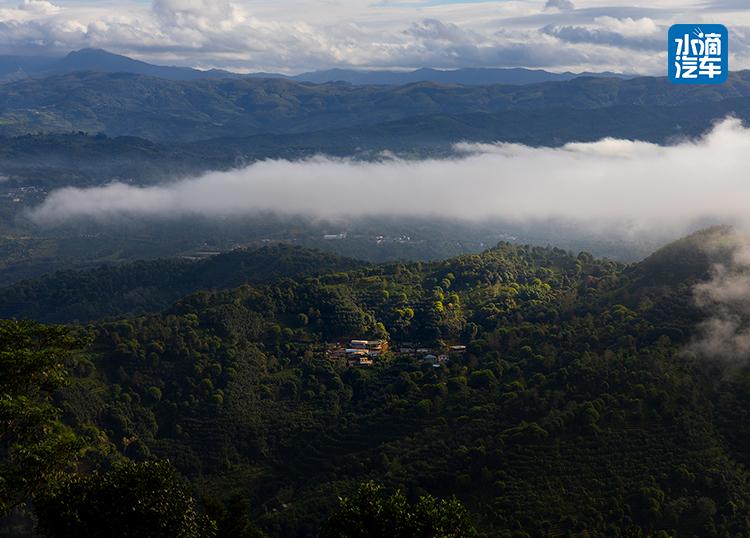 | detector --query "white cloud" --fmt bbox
[542,23,661,51]
[0,0,745,73]
[689,236,750,364]
[17,0,59,15]
[594,16,659,38]
[545,0,575,12]
[28,118,750,235]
